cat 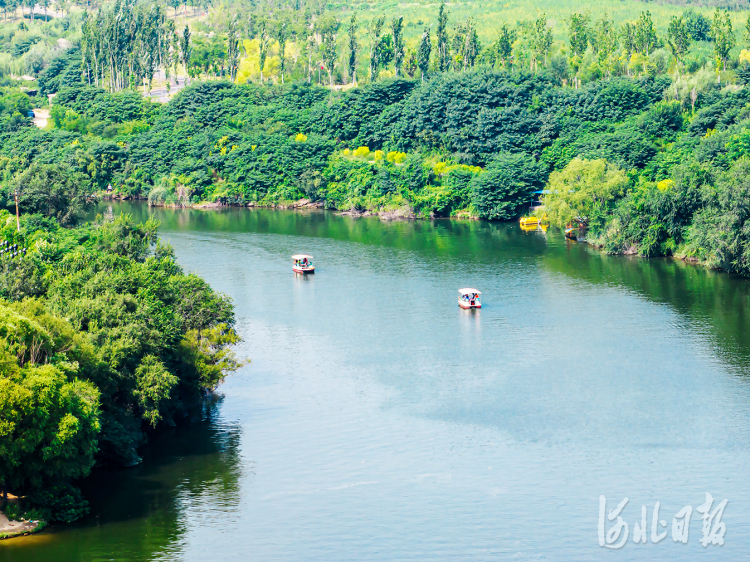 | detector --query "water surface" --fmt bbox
[4,204,750,561]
